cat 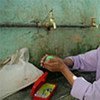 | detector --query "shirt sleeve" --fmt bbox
[69,48,99,71]
[71,77,100,100]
